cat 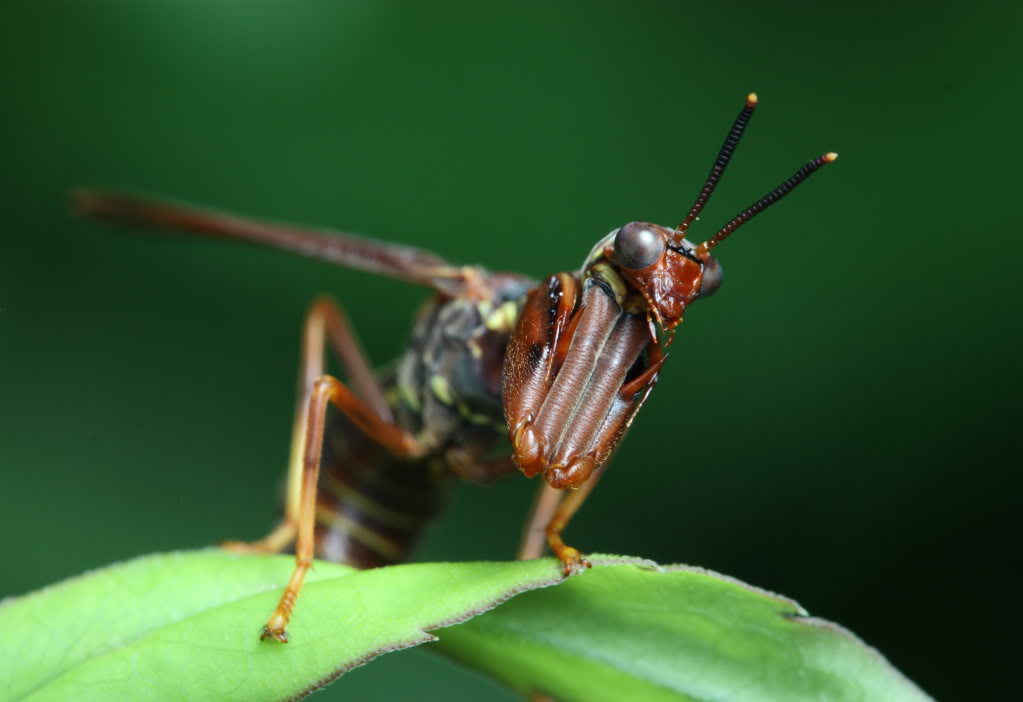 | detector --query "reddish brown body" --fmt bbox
[76,92,835,638]
[501,94,835,573]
